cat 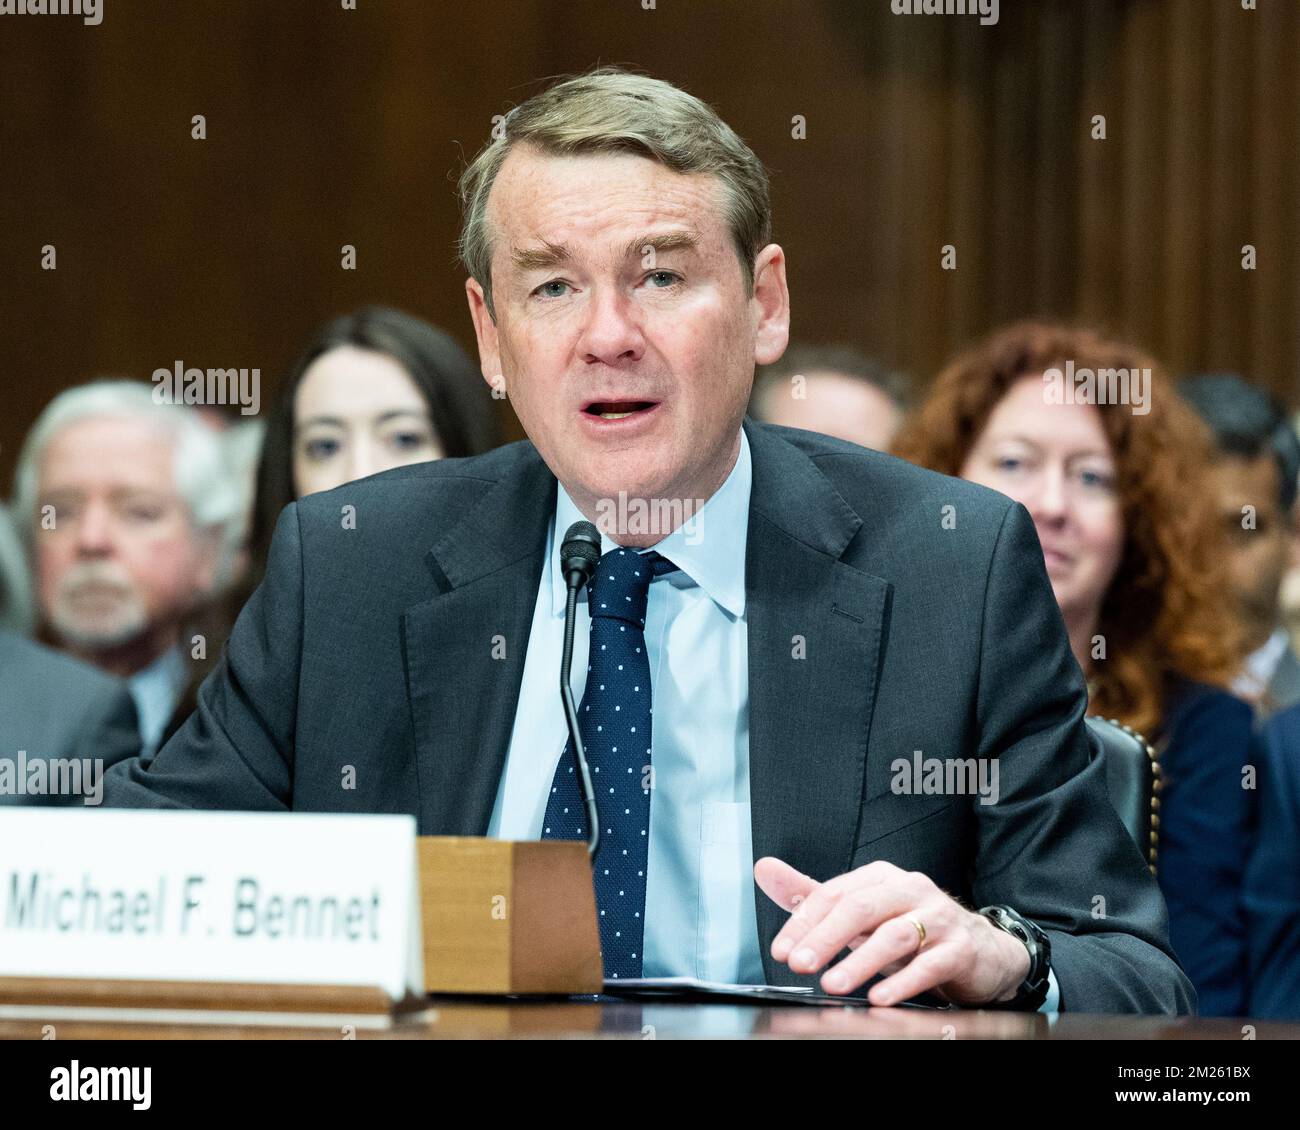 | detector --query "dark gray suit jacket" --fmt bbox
[1,630,141,805]
[103,420,1195,1013]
